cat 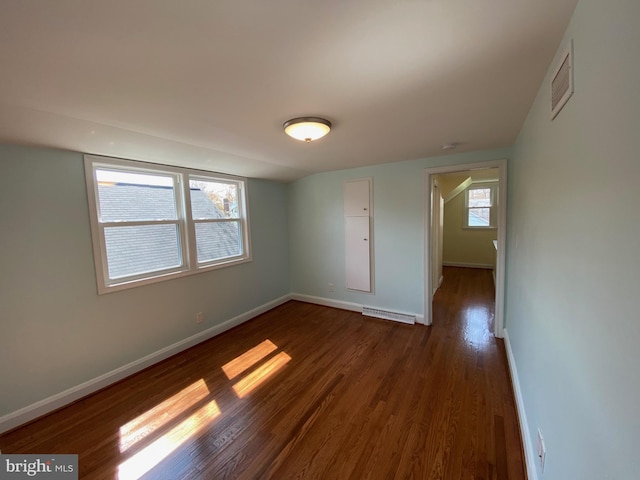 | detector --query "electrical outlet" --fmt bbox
[196,312,203,324]
[328,283,335,293]
[537,428,546,473]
